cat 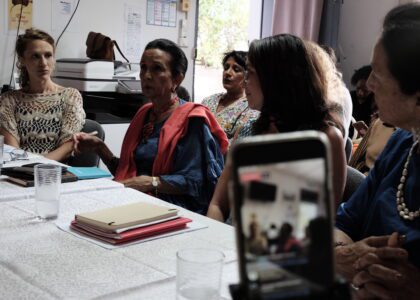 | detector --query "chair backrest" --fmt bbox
[342,166,365,202]
[345,137,352,163]
[67,119,105,167]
